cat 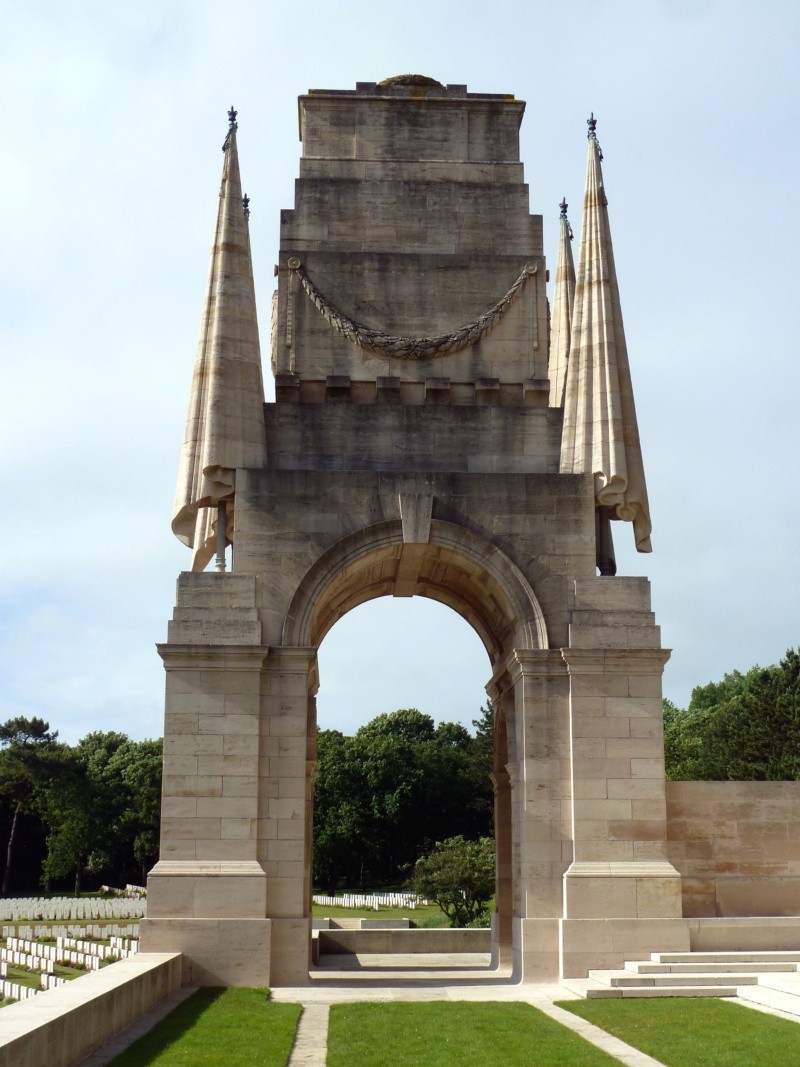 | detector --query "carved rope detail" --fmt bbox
[293,261,537,361]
